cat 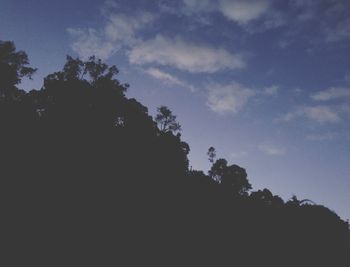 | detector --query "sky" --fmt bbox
[1,0,350,220]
